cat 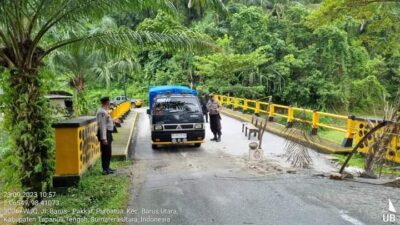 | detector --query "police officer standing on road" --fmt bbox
[97,97,116,175]
[207,94,222,142]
